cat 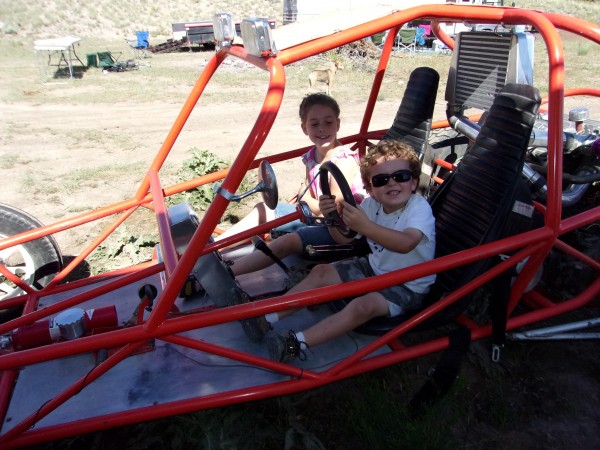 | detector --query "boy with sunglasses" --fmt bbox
[255,140,436,362]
